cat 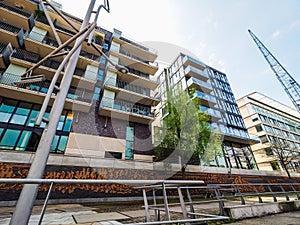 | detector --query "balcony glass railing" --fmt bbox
[0,73,92,103]
[185,65,209,79]
[106,79,150,97]
[199,105,221,118]
[193,90,216,103]
[100,97,153,117]
[0,20,22,34]
[183,55,206,69]
[0,1,32,17]
[187,77,212,90]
